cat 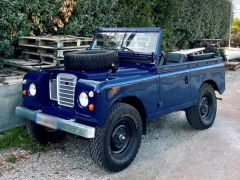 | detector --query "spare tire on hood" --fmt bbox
[64,49,119,70]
